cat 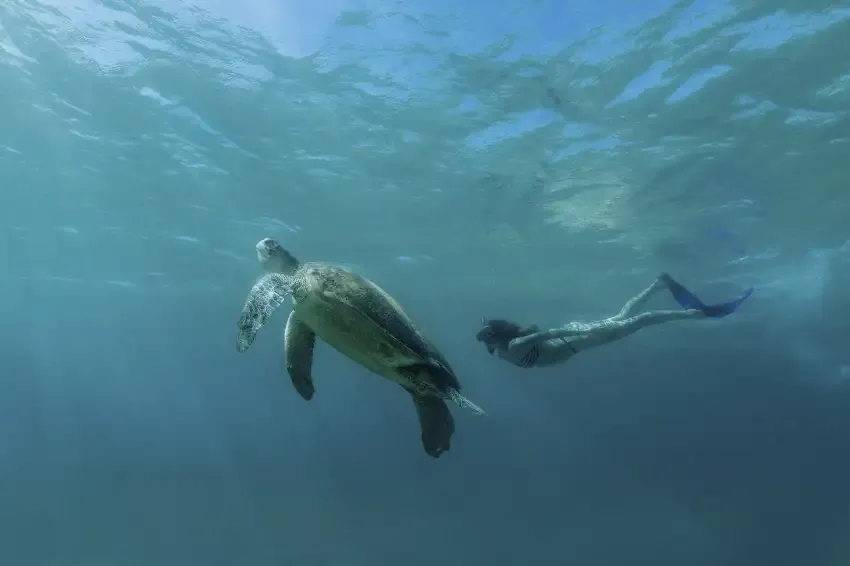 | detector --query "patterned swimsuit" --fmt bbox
[500,336,578,368]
